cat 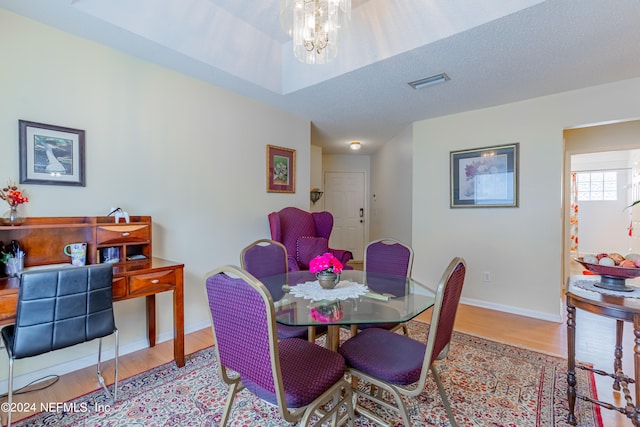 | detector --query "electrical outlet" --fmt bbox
[482,271,491,282]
